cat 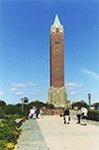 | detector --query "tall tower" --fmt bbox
[48,15,67,107]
